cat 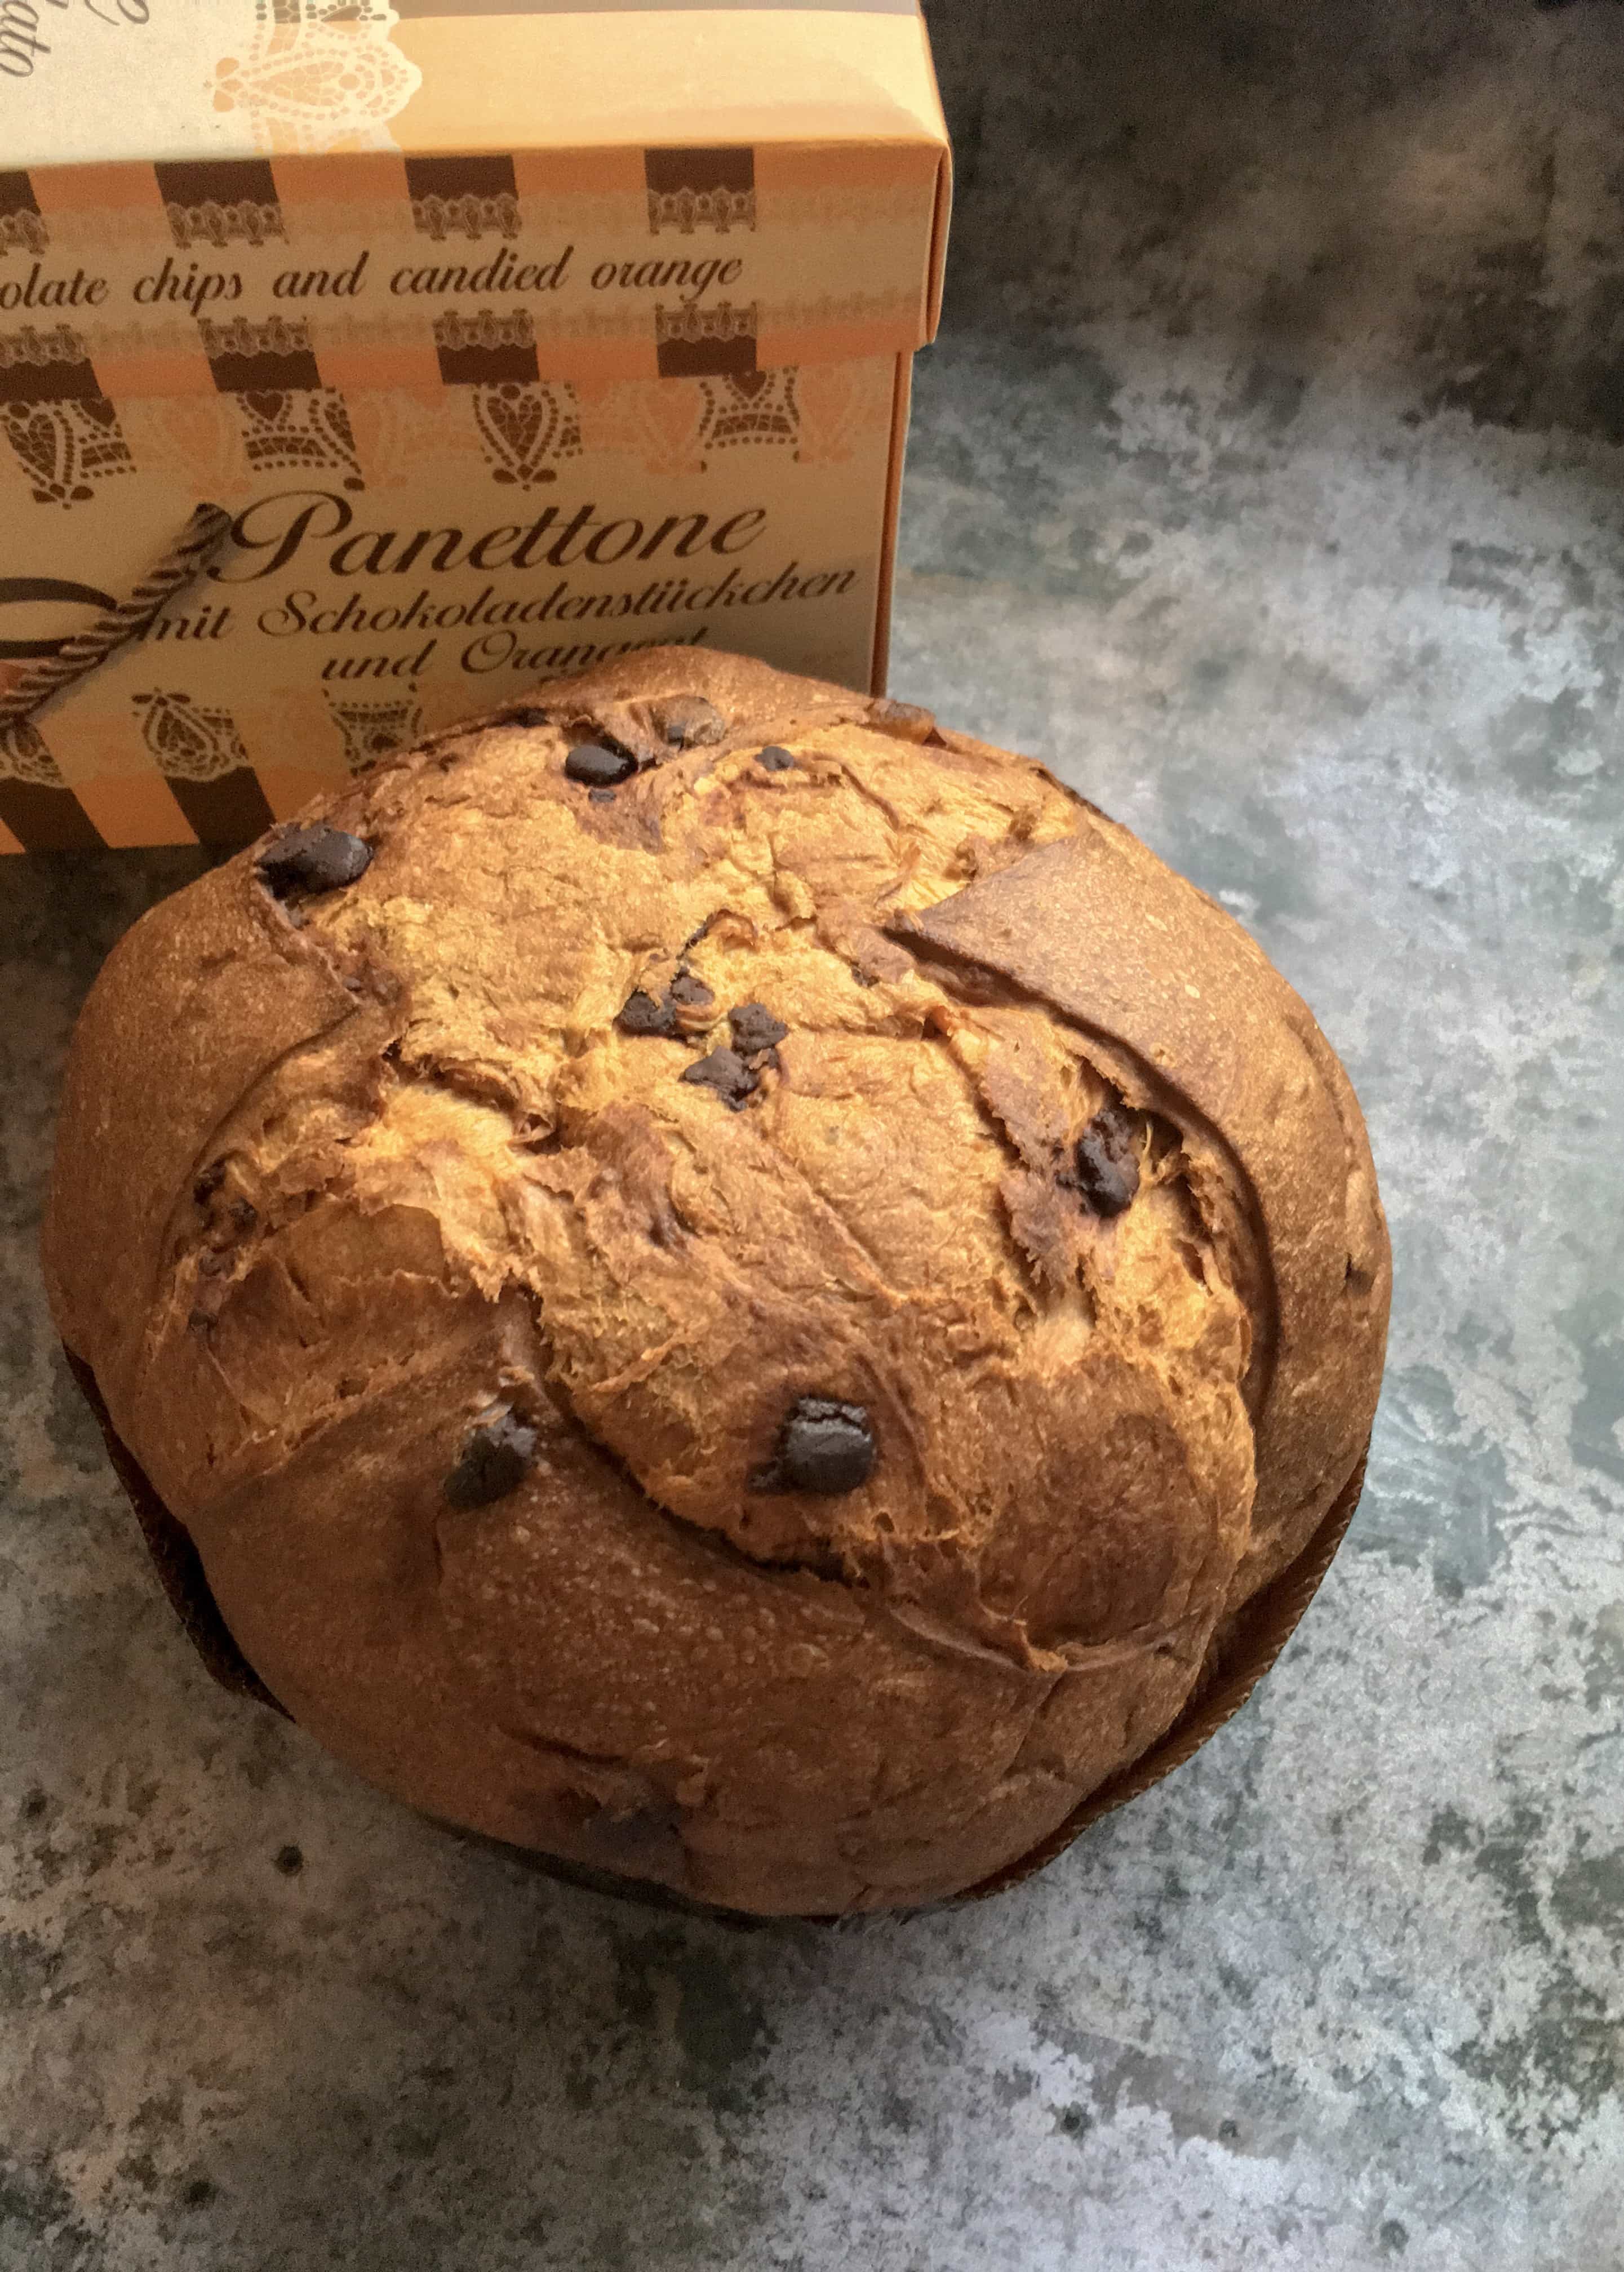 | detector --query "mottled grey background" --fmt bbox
[4,1,1623,2265]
